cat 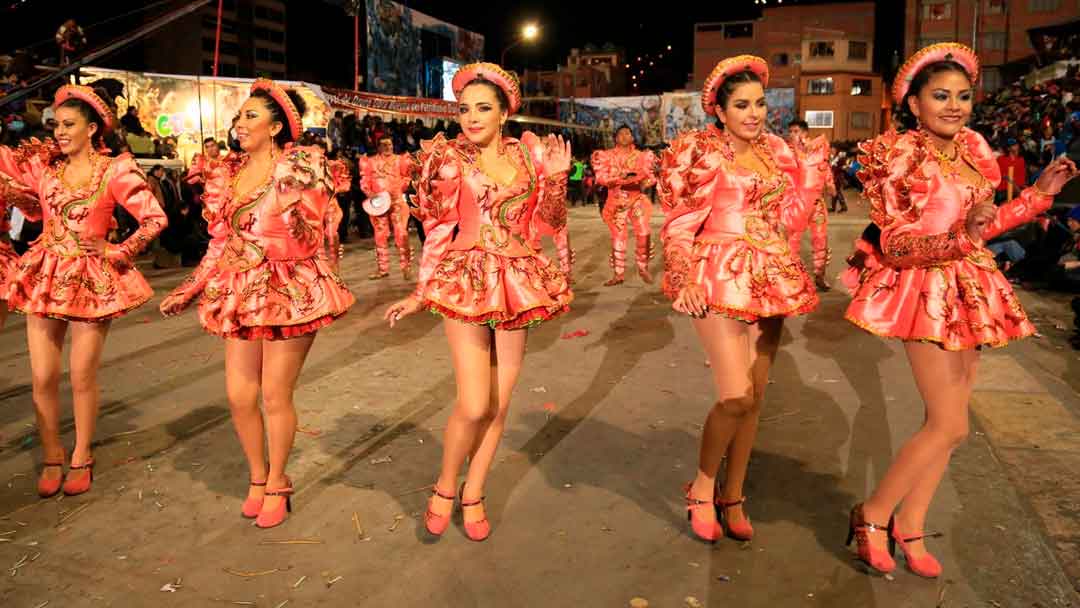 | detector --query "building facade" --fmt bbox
[905,0,1080,92]
[693,2,881,141]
